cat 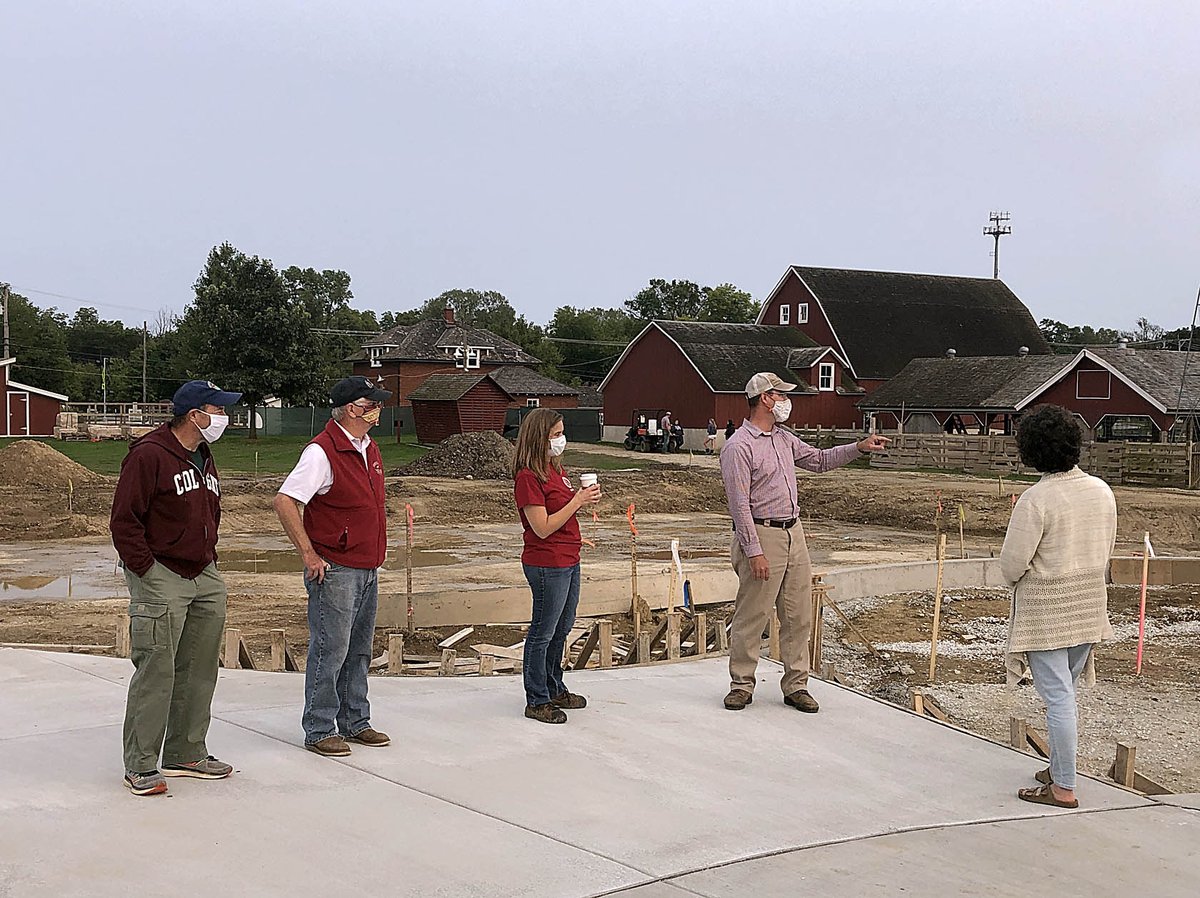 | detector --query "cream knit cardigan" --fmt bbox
[1001,467,1117,682]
